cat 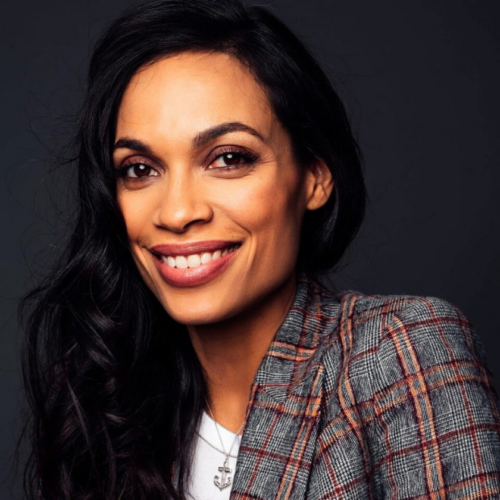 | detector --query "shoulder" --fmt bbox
[337,287,474,339]
[321,285,483,362]
[307,287,500,496]
[314,282,494,404]
[337,288,485,367]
